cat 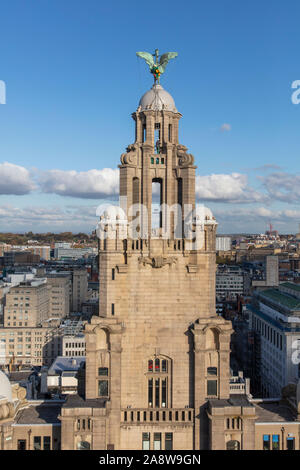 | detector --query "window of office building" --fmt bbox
[142,432,150,450]
[263,435,270,450]
[33,436,41,450]
[272,435,280,450]
[17,440,26,450]
[154,433,161,450]
[165,433,173,450]
[287,437,295,450]
[43,436,51,450]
